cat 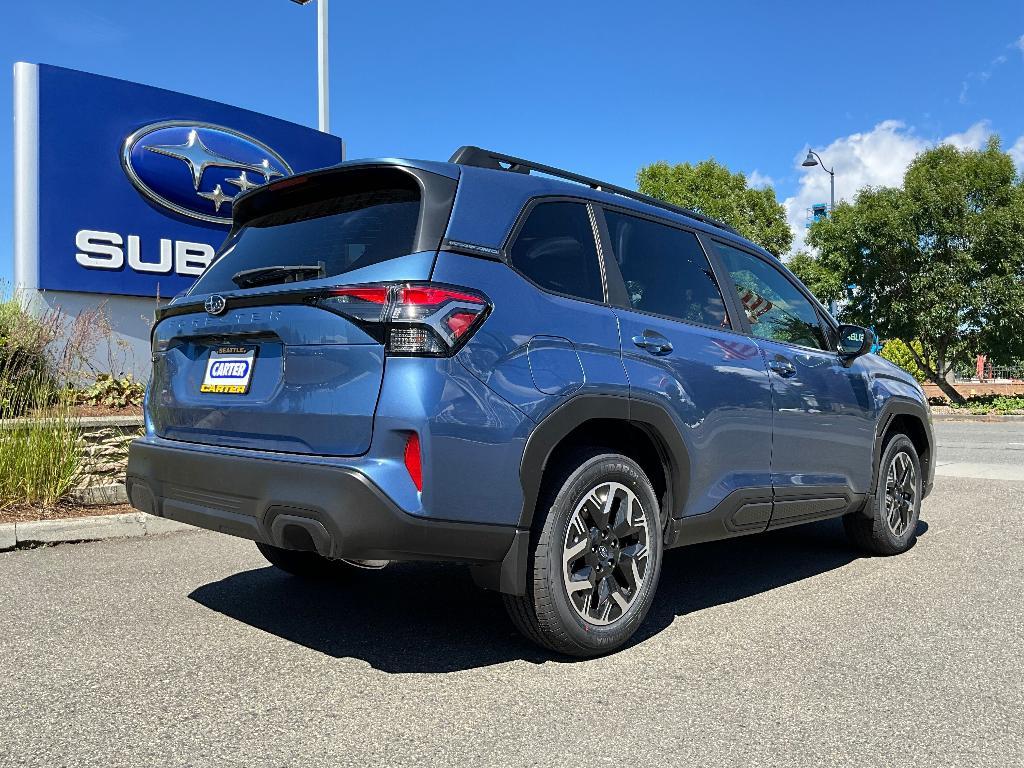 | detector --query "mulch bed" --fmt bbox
[20,405,143,419]
[0,502,134,525]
